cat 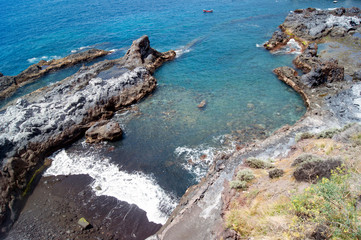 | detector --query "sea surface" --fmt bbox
[1,0,361,230]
